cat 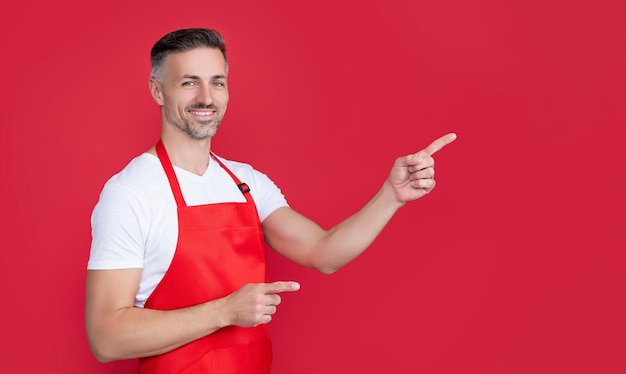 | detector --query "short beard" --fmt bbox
[183,117,221,139]
[165,104,223,140]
